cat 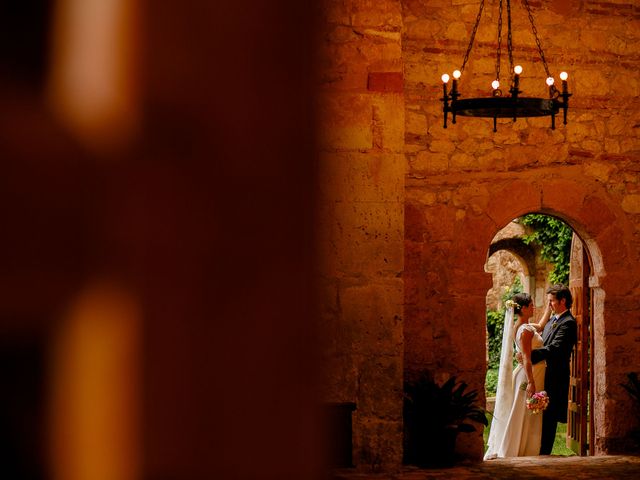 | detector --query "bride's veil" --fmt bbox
[484,305,515,459]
